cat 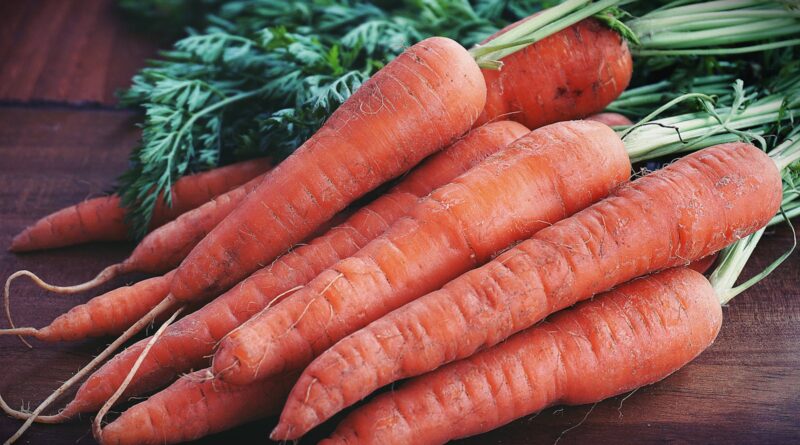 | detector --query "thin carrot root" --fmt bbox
[3,265,124,347]
[0,297,178,445]
[92,306,185,442]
